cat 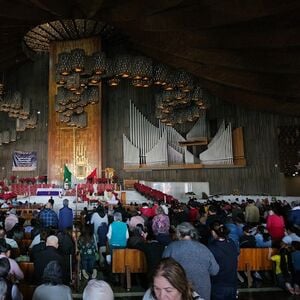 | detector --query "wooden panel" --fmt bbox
[125,249,147,273]
[112,248,147,274]
[232,127,246,166]
[112,249,126,273]
[120,191,126,205]
[123,179,138,189]
[48,37,102,183]
[238,248,275,271]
